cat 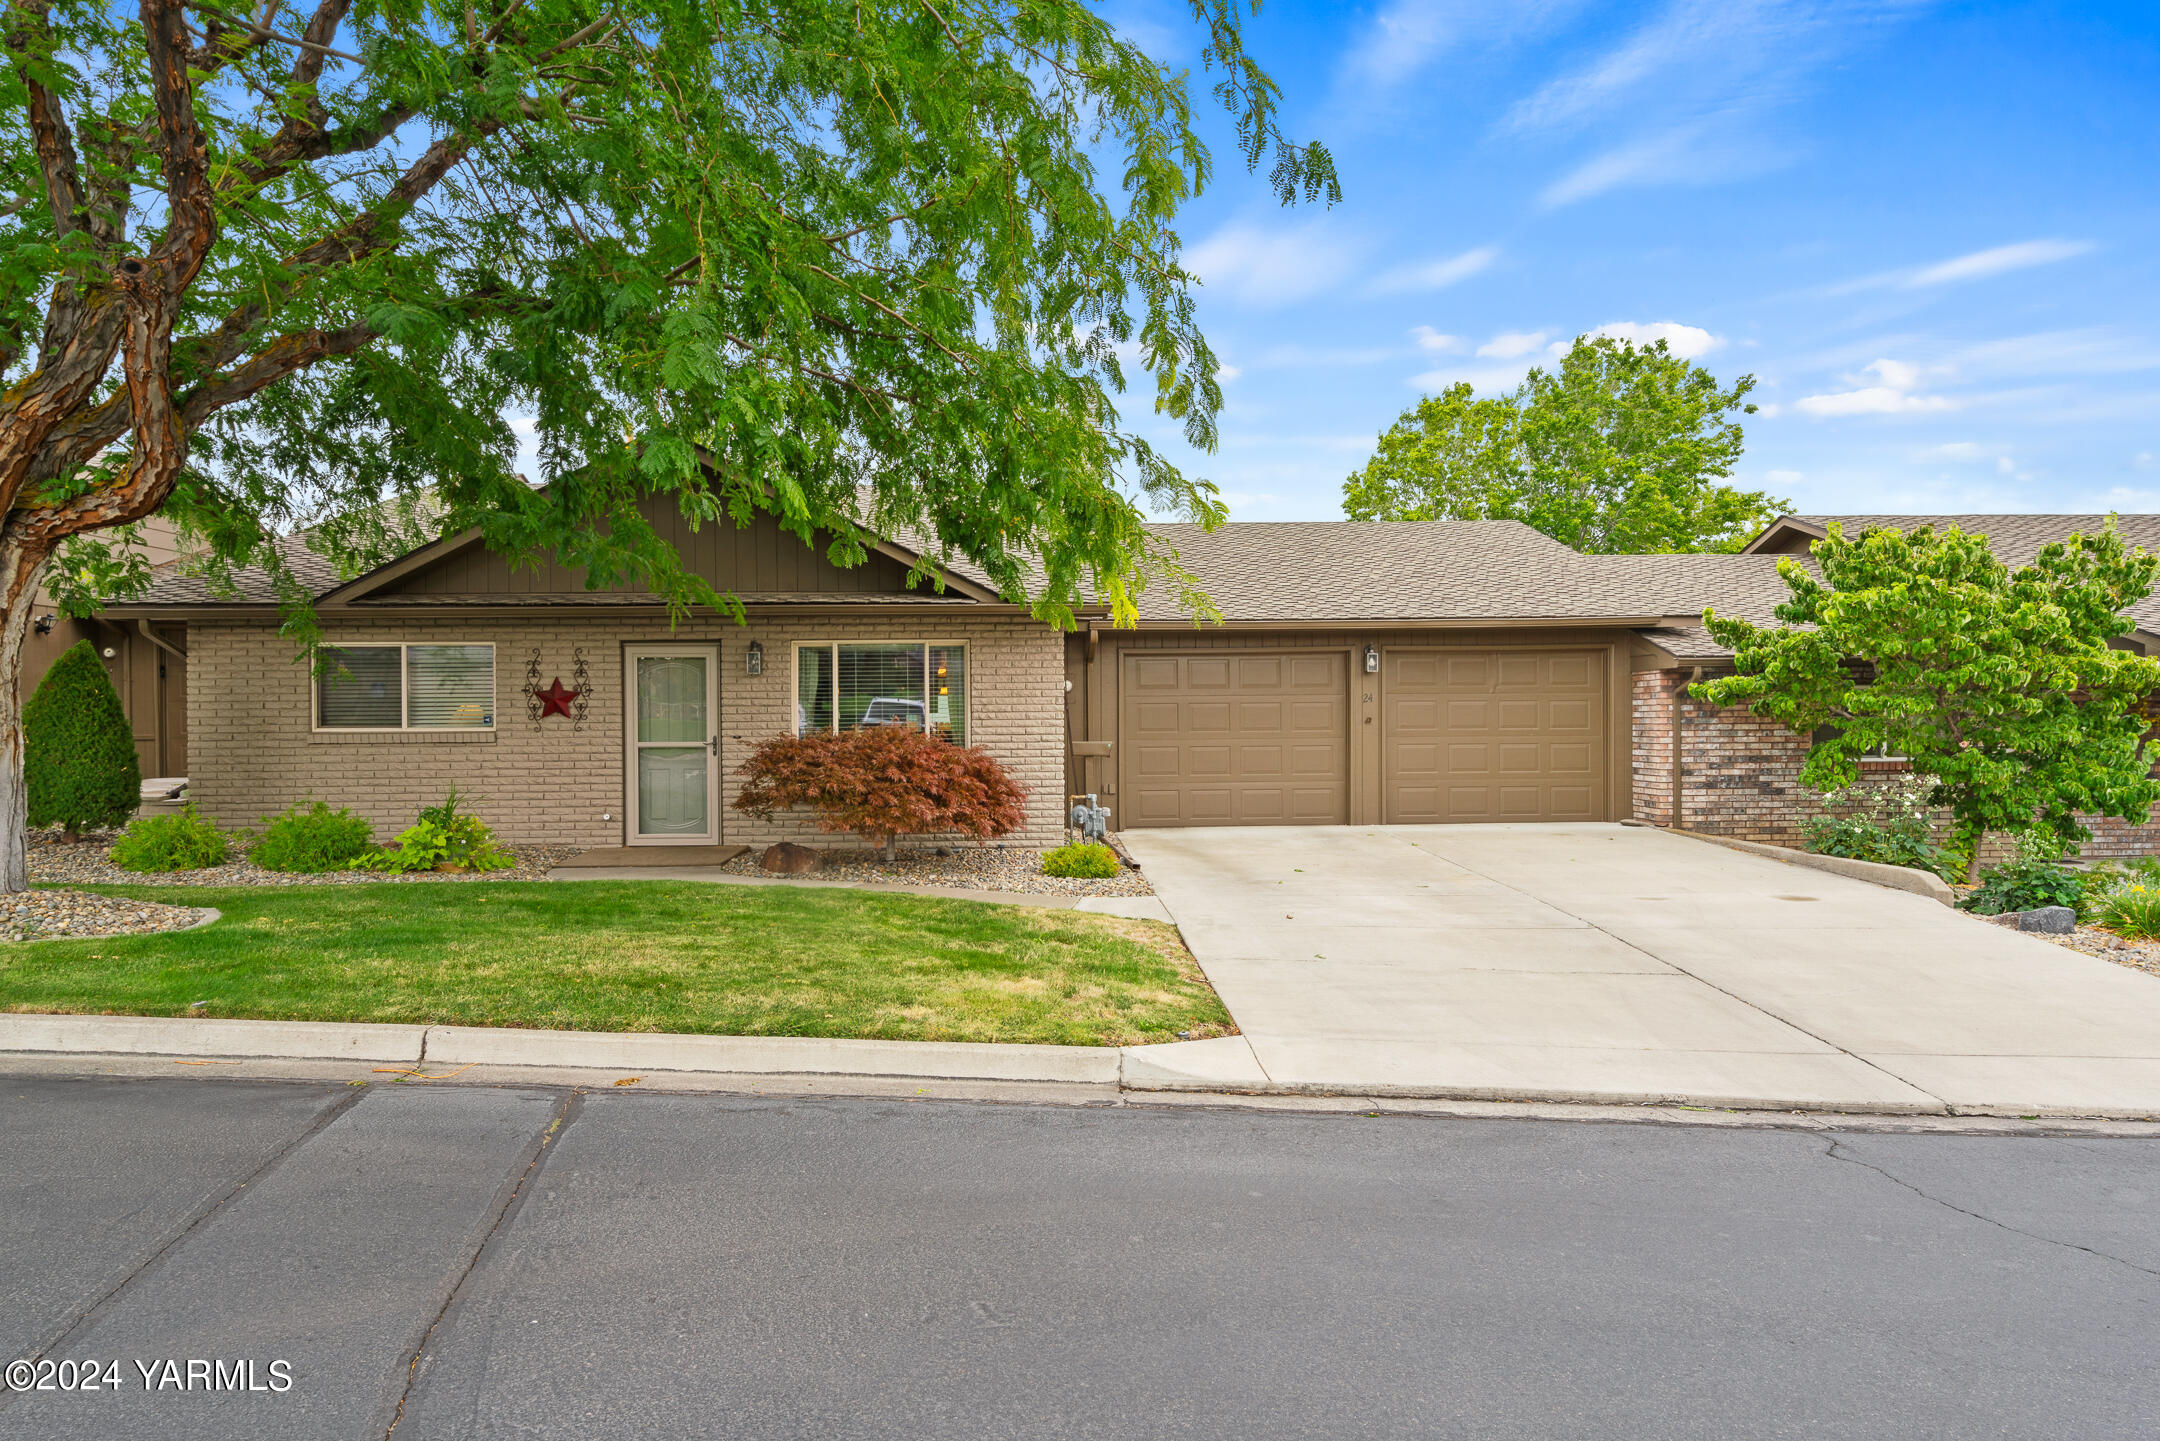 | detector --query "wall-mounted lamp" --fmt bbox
[101,646,117,659]
[745,639,764,676]
[1364,644,1379,674]
[32,614,54,636]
